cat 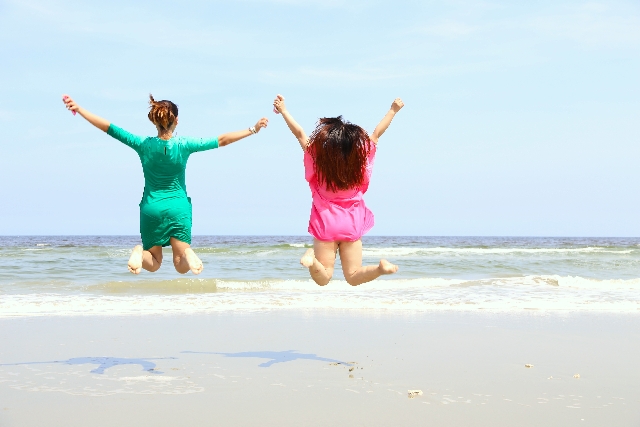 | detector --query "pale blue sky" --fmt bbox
[1,0,638,236]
